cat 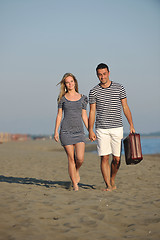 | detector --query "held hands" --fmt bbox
[89,130,97,142]
[54,132,59,142]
